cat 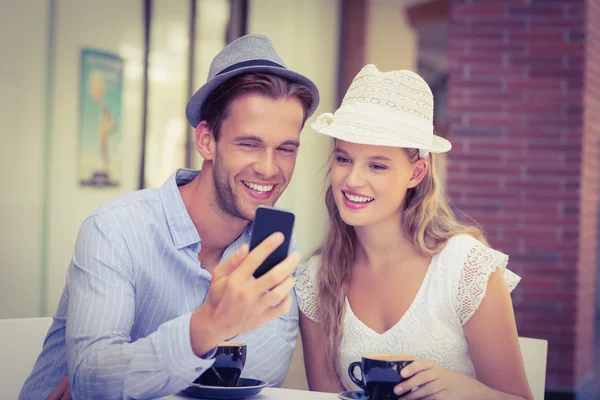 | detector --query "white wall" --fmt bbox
[248,0,339,258]
[0,0,49,318]
[45,0,144,314]
[366,0,417,71]
[145,0,190,188]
